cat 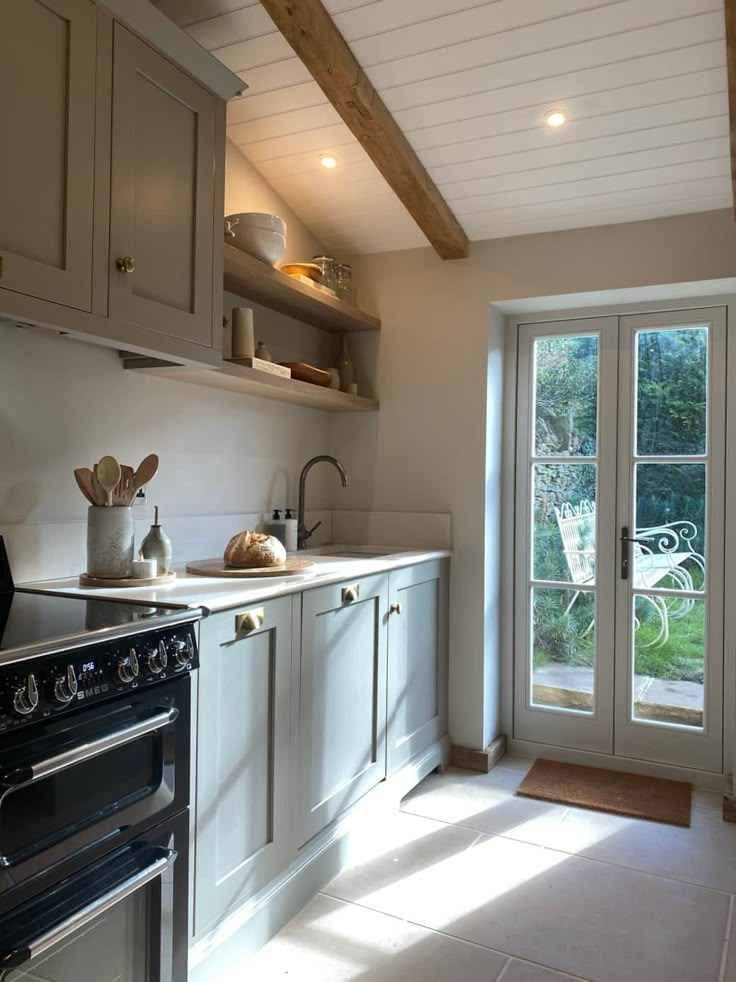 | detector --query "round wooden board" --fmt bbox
[79,571,177,588]
[186,558,315,578]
